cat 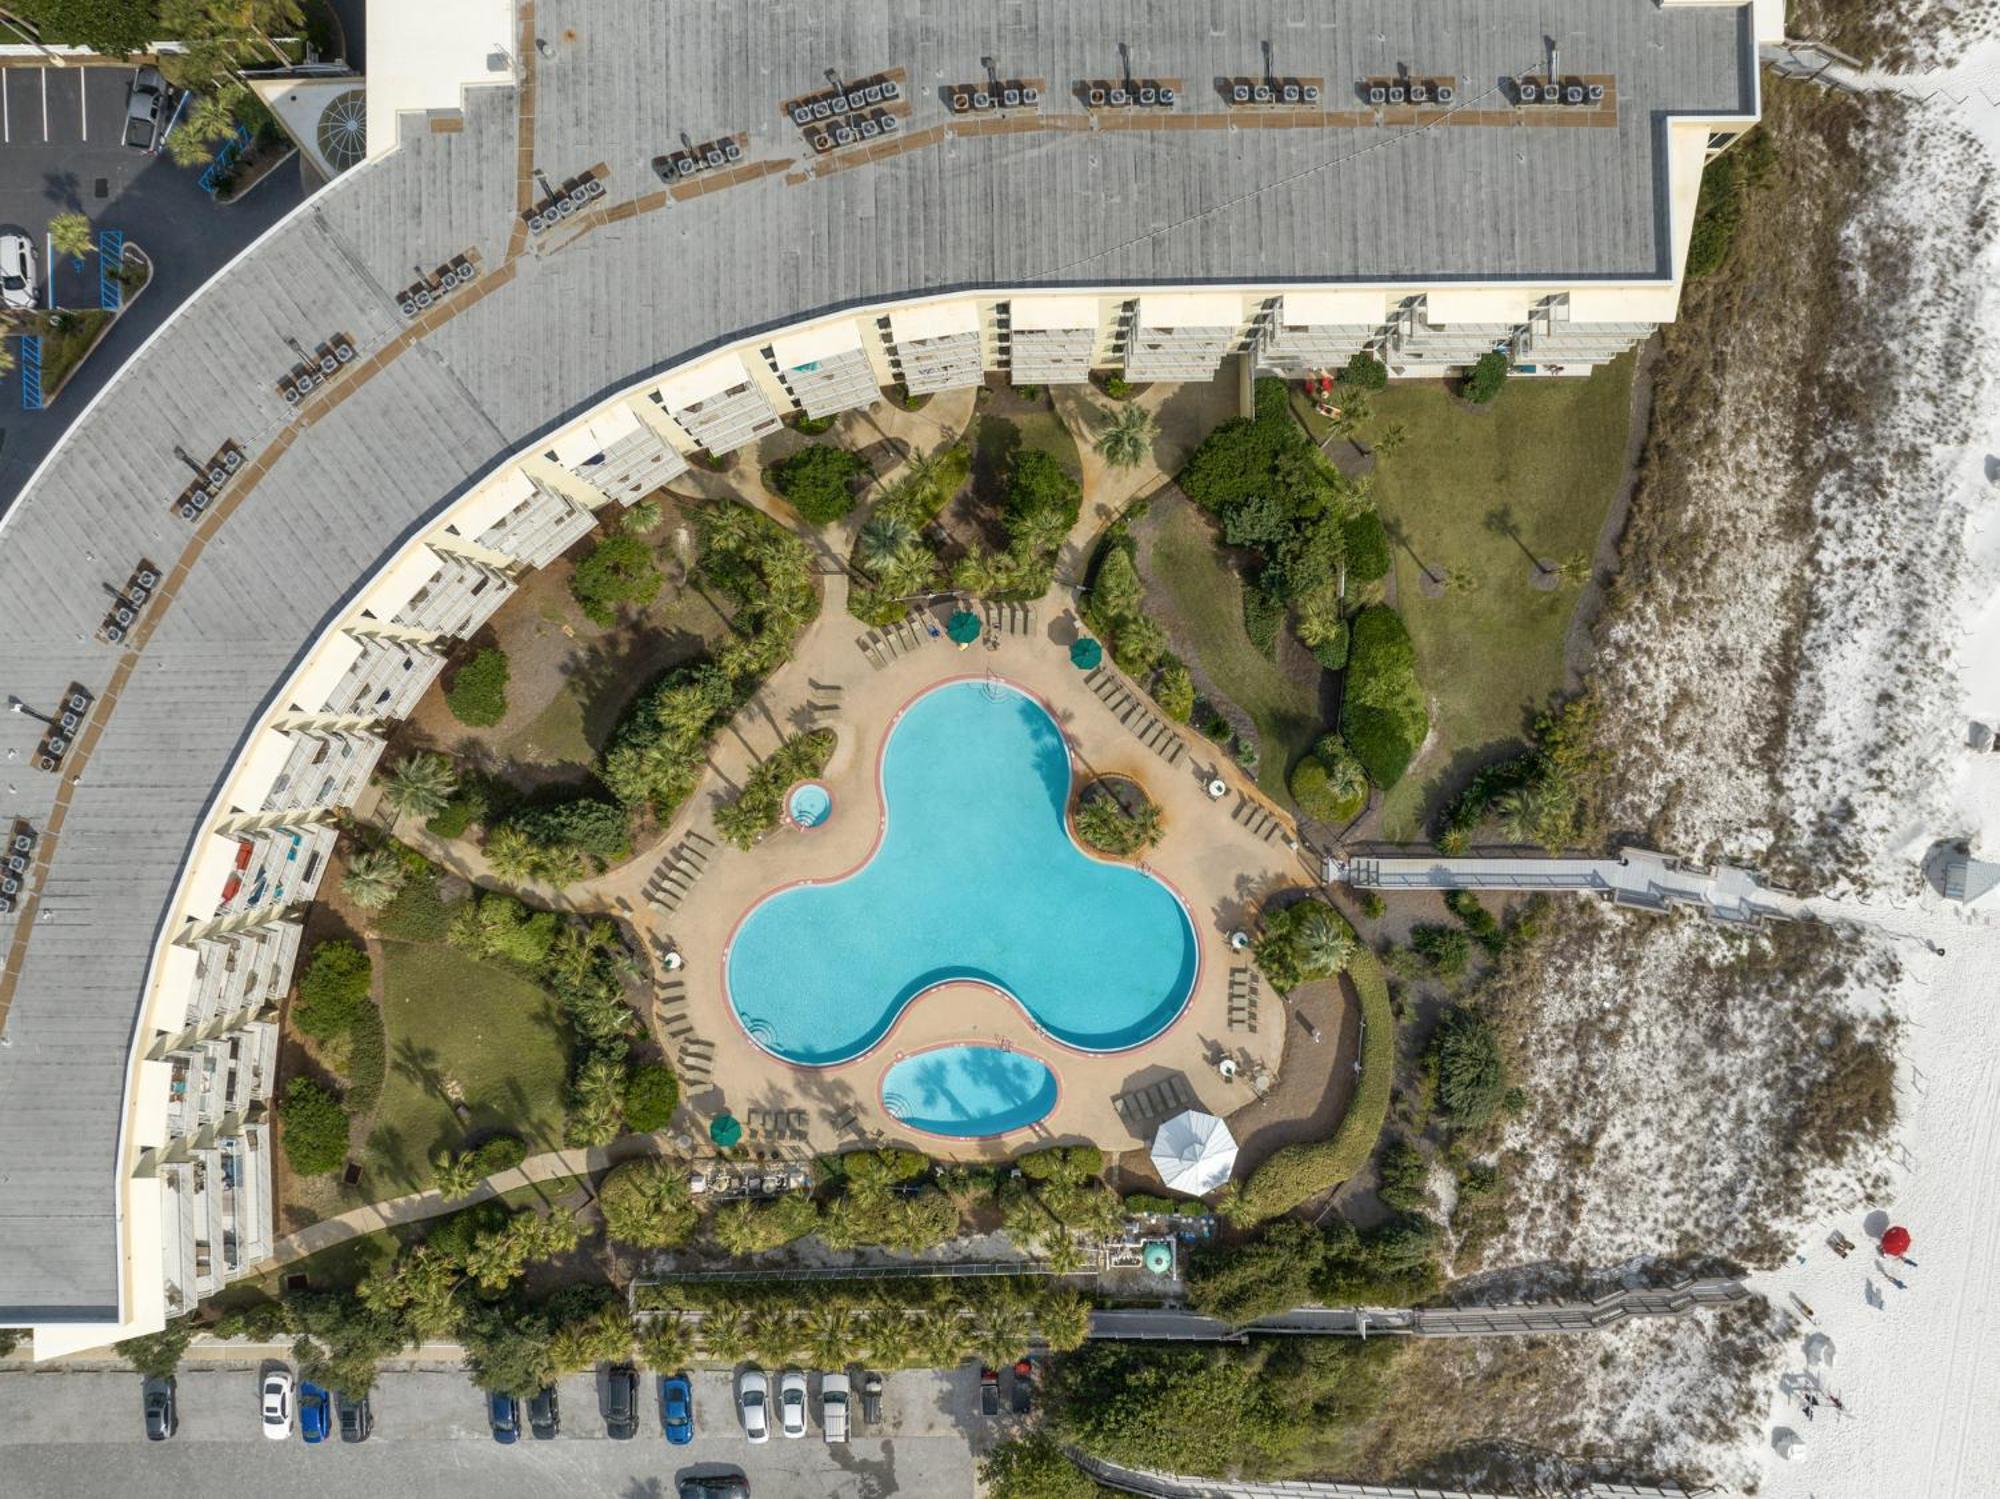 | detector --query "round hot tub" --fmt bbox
[786,779,832,829]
